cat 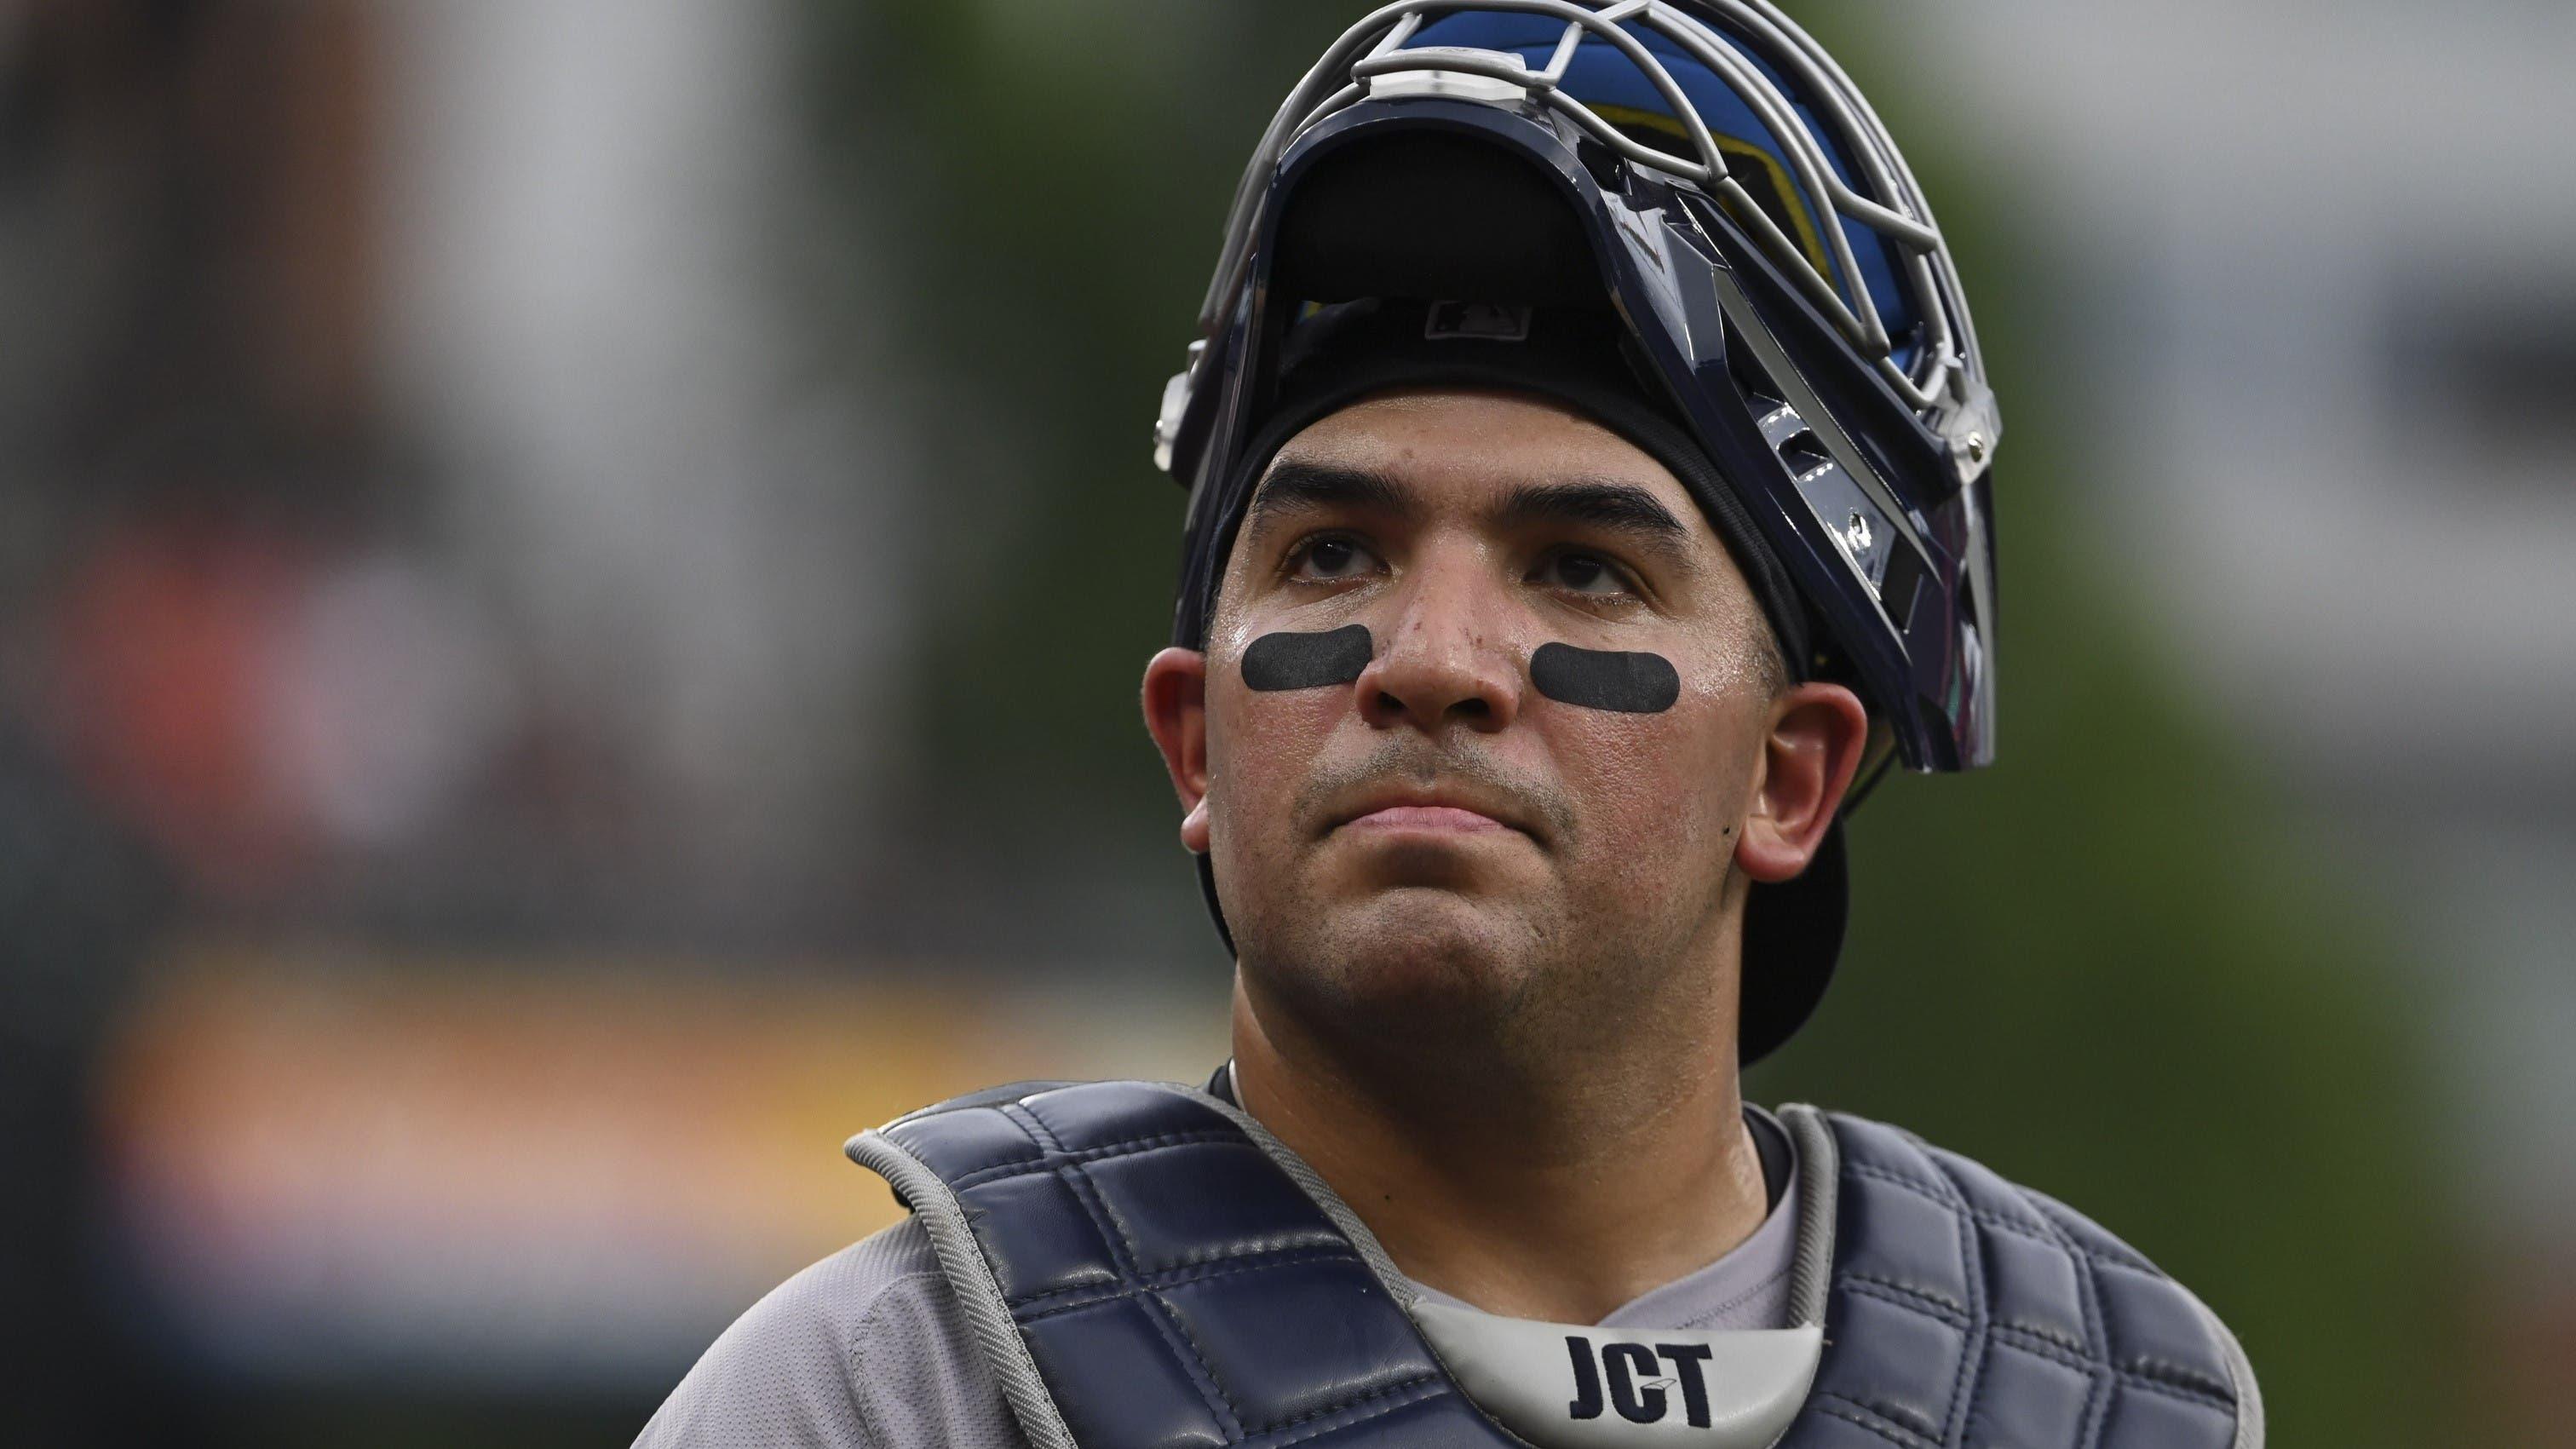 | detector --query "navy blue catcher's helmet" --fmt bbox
[1154,1,1999,1064]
